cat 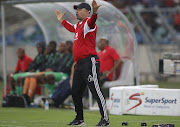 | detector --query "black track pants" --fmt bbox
[72,55,108,121]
